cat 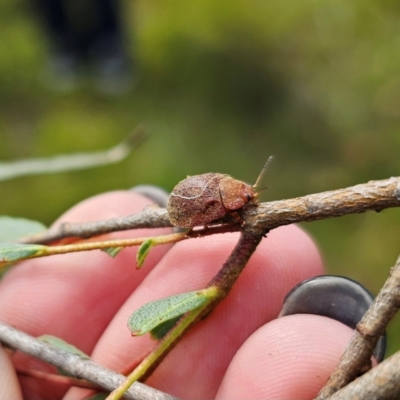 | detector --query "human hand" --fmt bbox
[0,189,355,400]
